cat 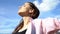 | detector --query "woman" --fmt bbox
[12,2,40,34]
[12,2,60,34]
